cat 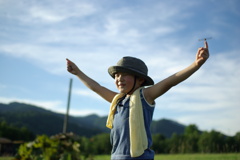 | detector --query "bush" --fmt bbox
[15,132,81,160]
